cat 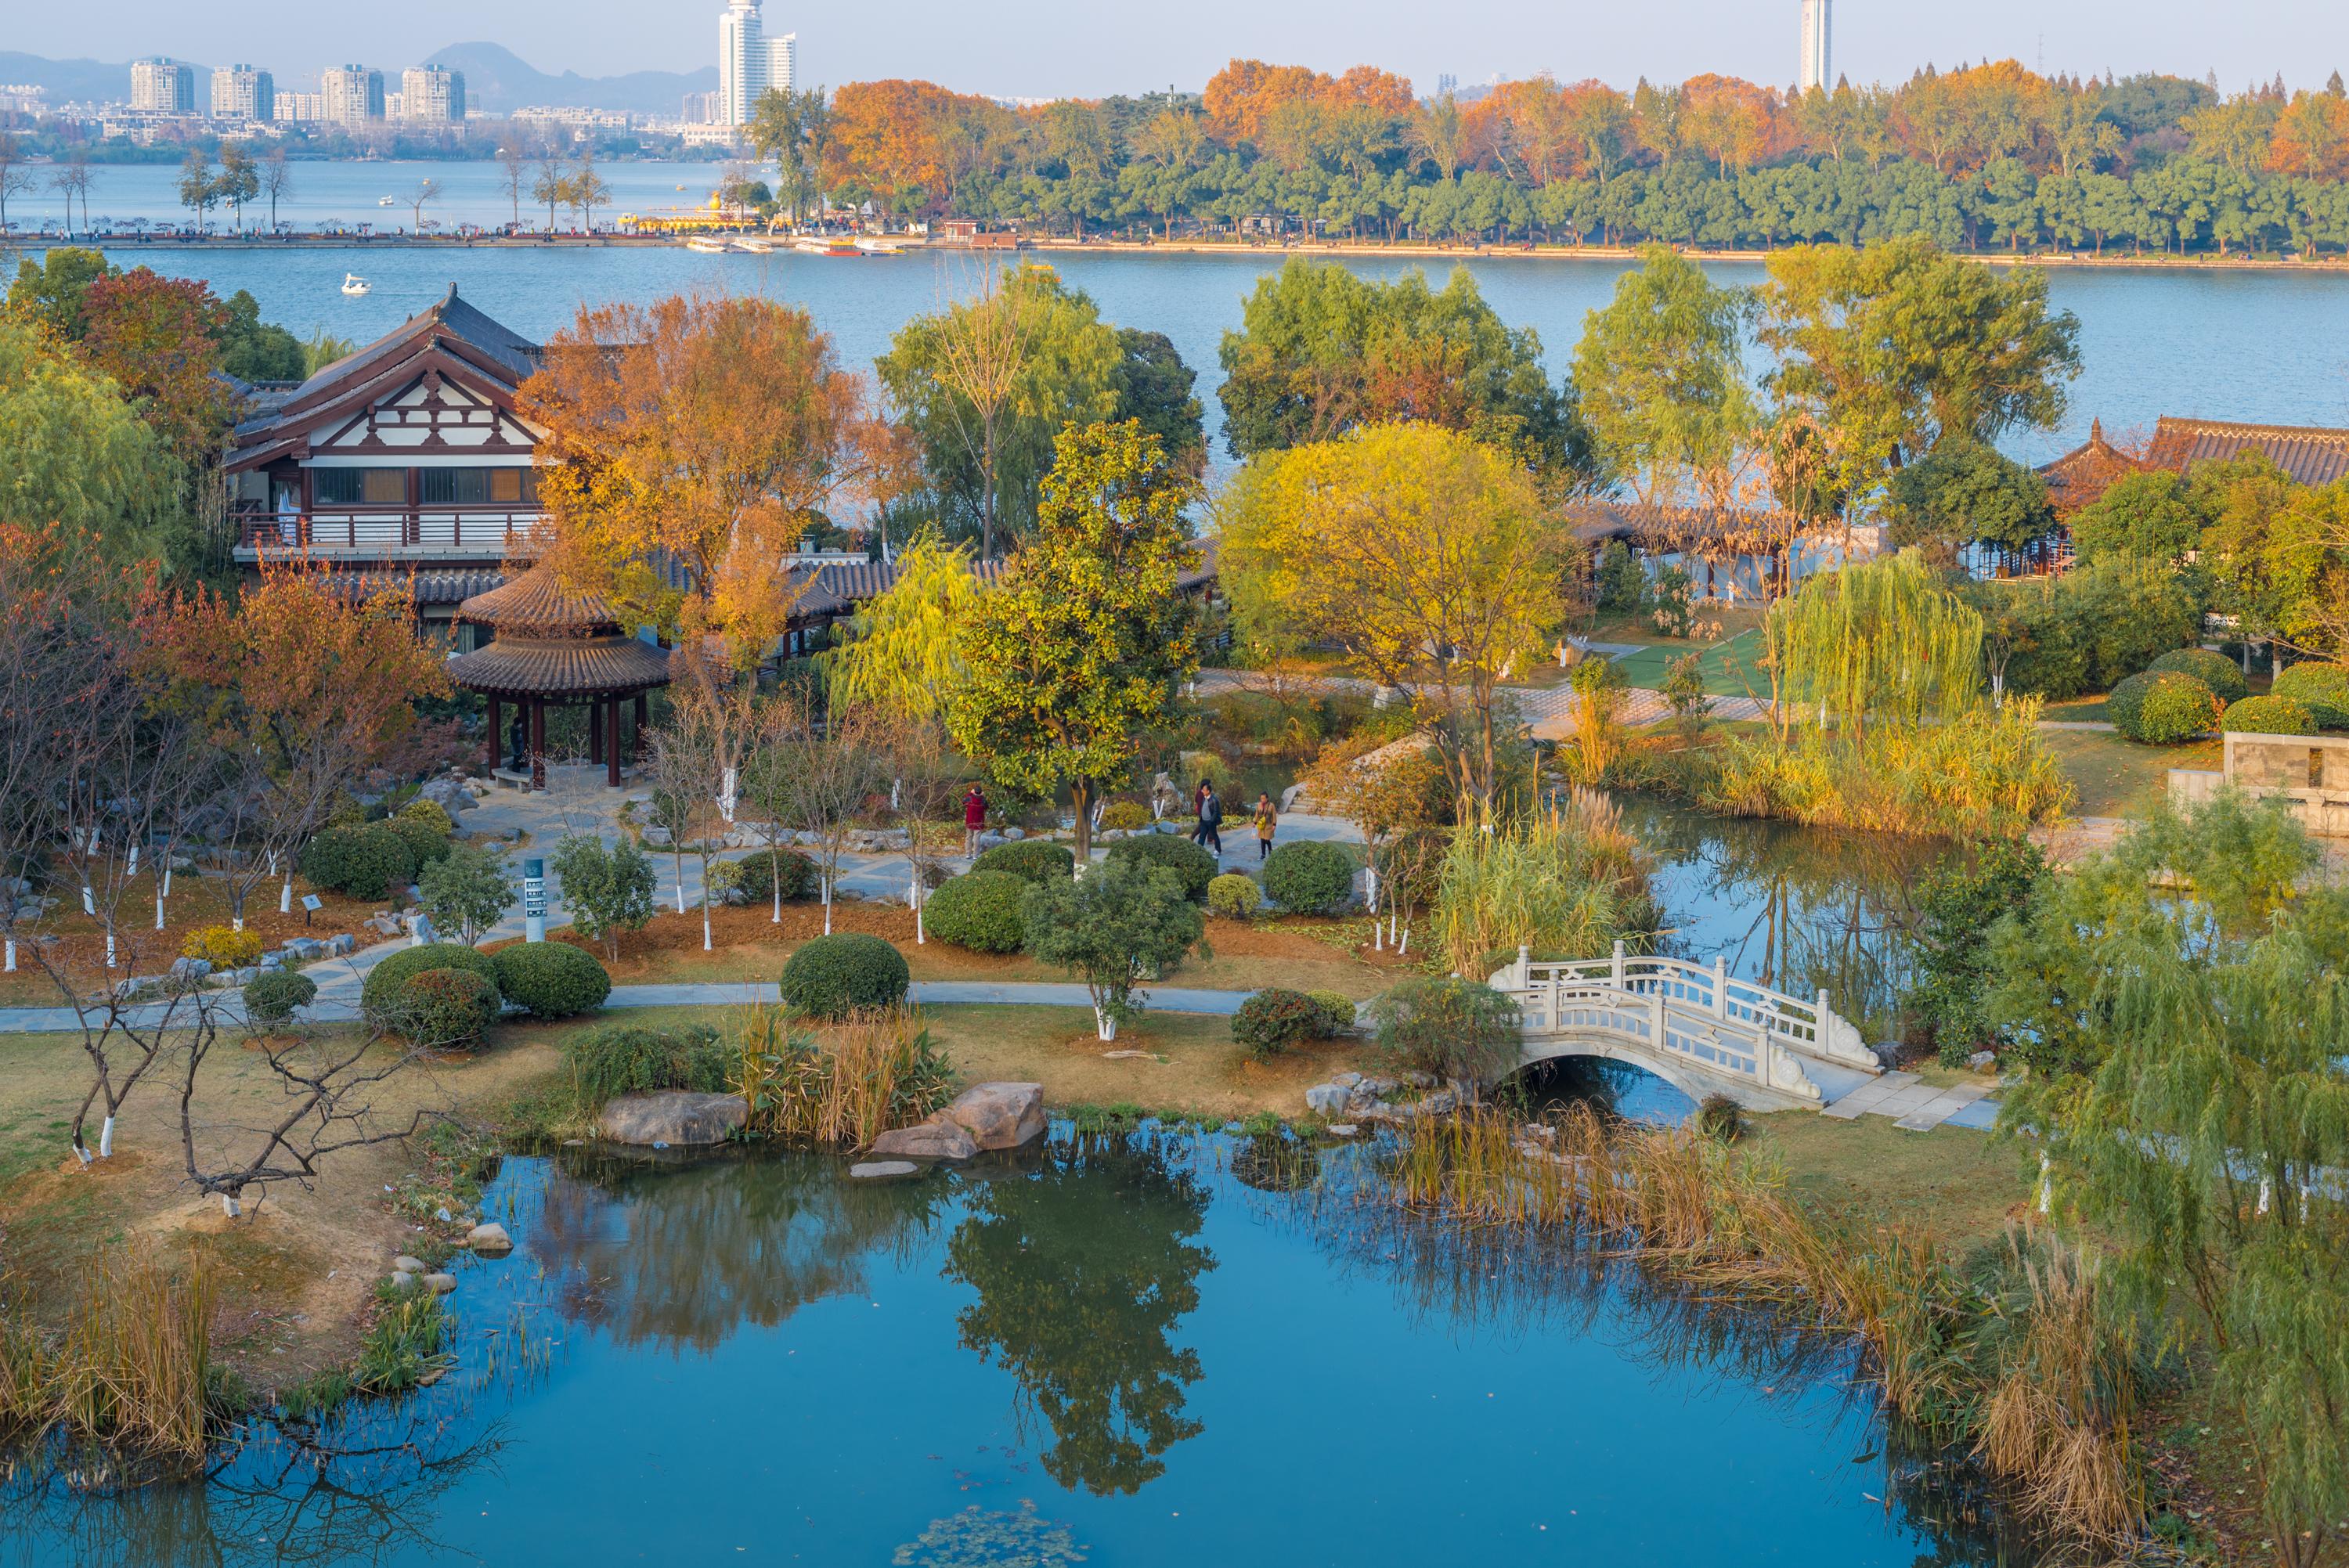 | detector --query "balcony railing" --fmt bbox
[233,506,542,557]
